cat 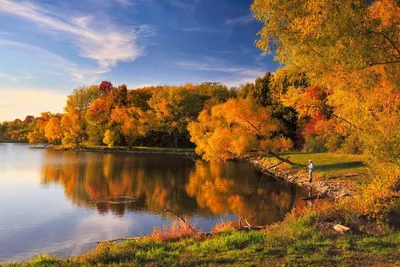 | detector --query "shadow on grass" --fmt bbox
[316,162,365,172]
